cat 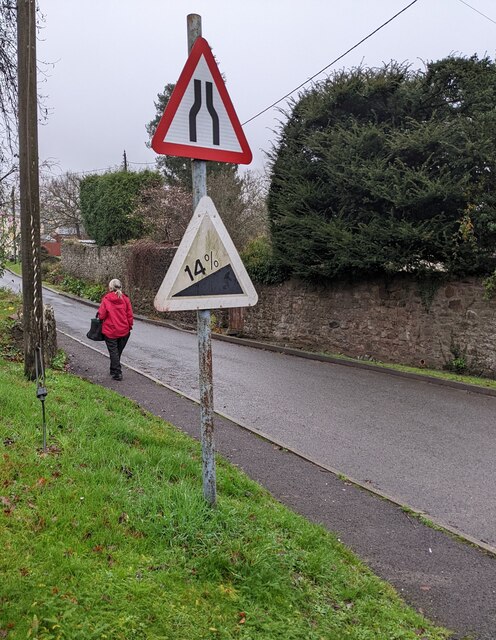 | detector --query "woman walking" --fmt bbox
[98,279,133,381]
